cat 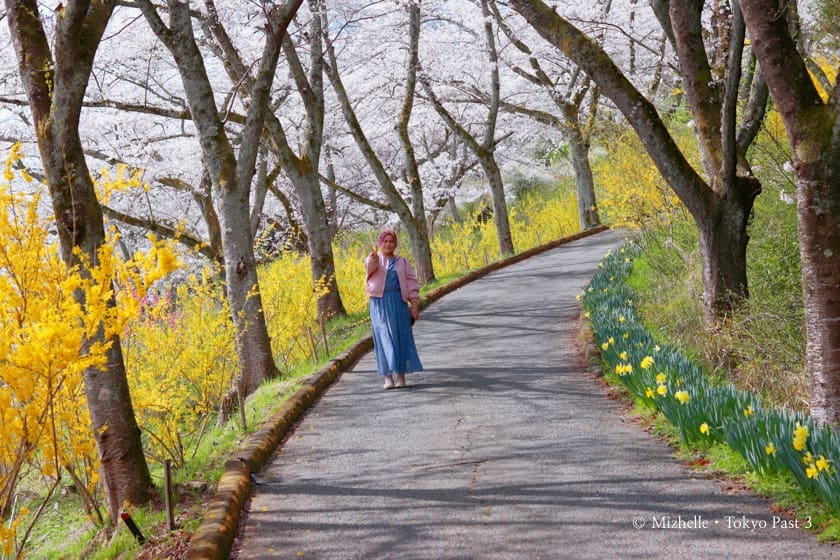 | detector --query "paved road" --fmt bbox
[235,230,836,559]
